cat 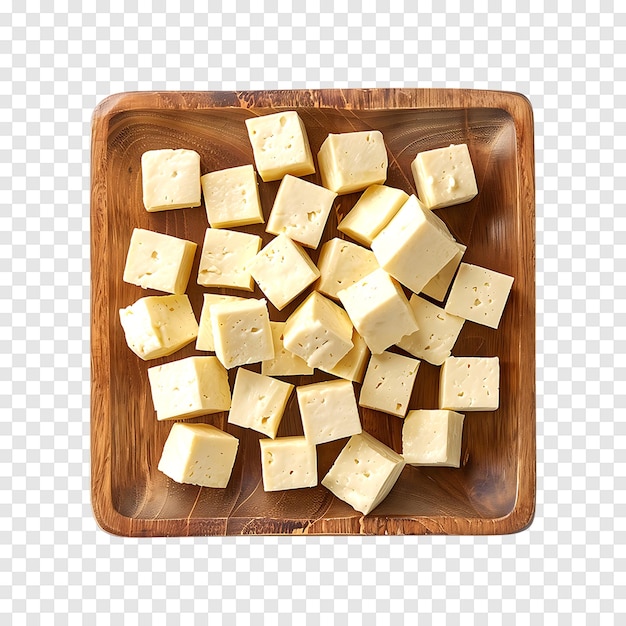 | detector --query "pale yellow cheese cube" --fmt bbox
[283,291,354,371]
[337,184,408,246]
[337,268,418,355]
[158,423,238,488]
[321,431,405,515]
[319,329,369,383]
[296,379,362,445]
[396,295,465,366]
[227,368,294,439]
[147,356,231,420]
[197,228,261,291]
[200,164,264,228]
[359,351,420,418]
[402,410,465,467]
[196,294,246,351]
[444,263,514,329]
[248,234,320,310]
[318,131,388,195]
[260,437,318,491]
[245,111,315,182]
[266,175,337,249]
[316,237,379,301]
[371,195,460,294]
[210,298,274,369]
[439,356,500,411]
[261,321,313,377]
[119,294,198,361]
[141,148,201,212]
[123,228,197,295]
[421,241,467,302]
[411,143,478,210]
